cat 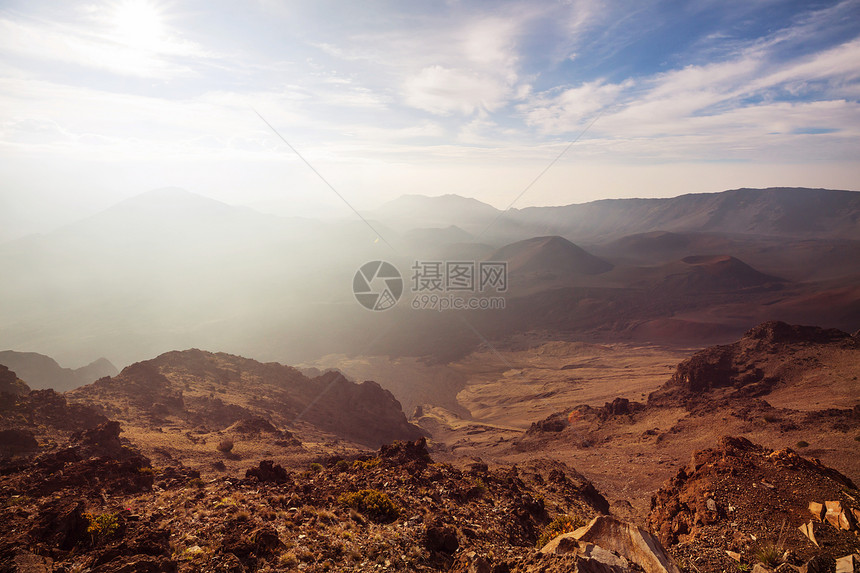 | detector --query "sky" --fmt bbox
[1,0,859,240]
